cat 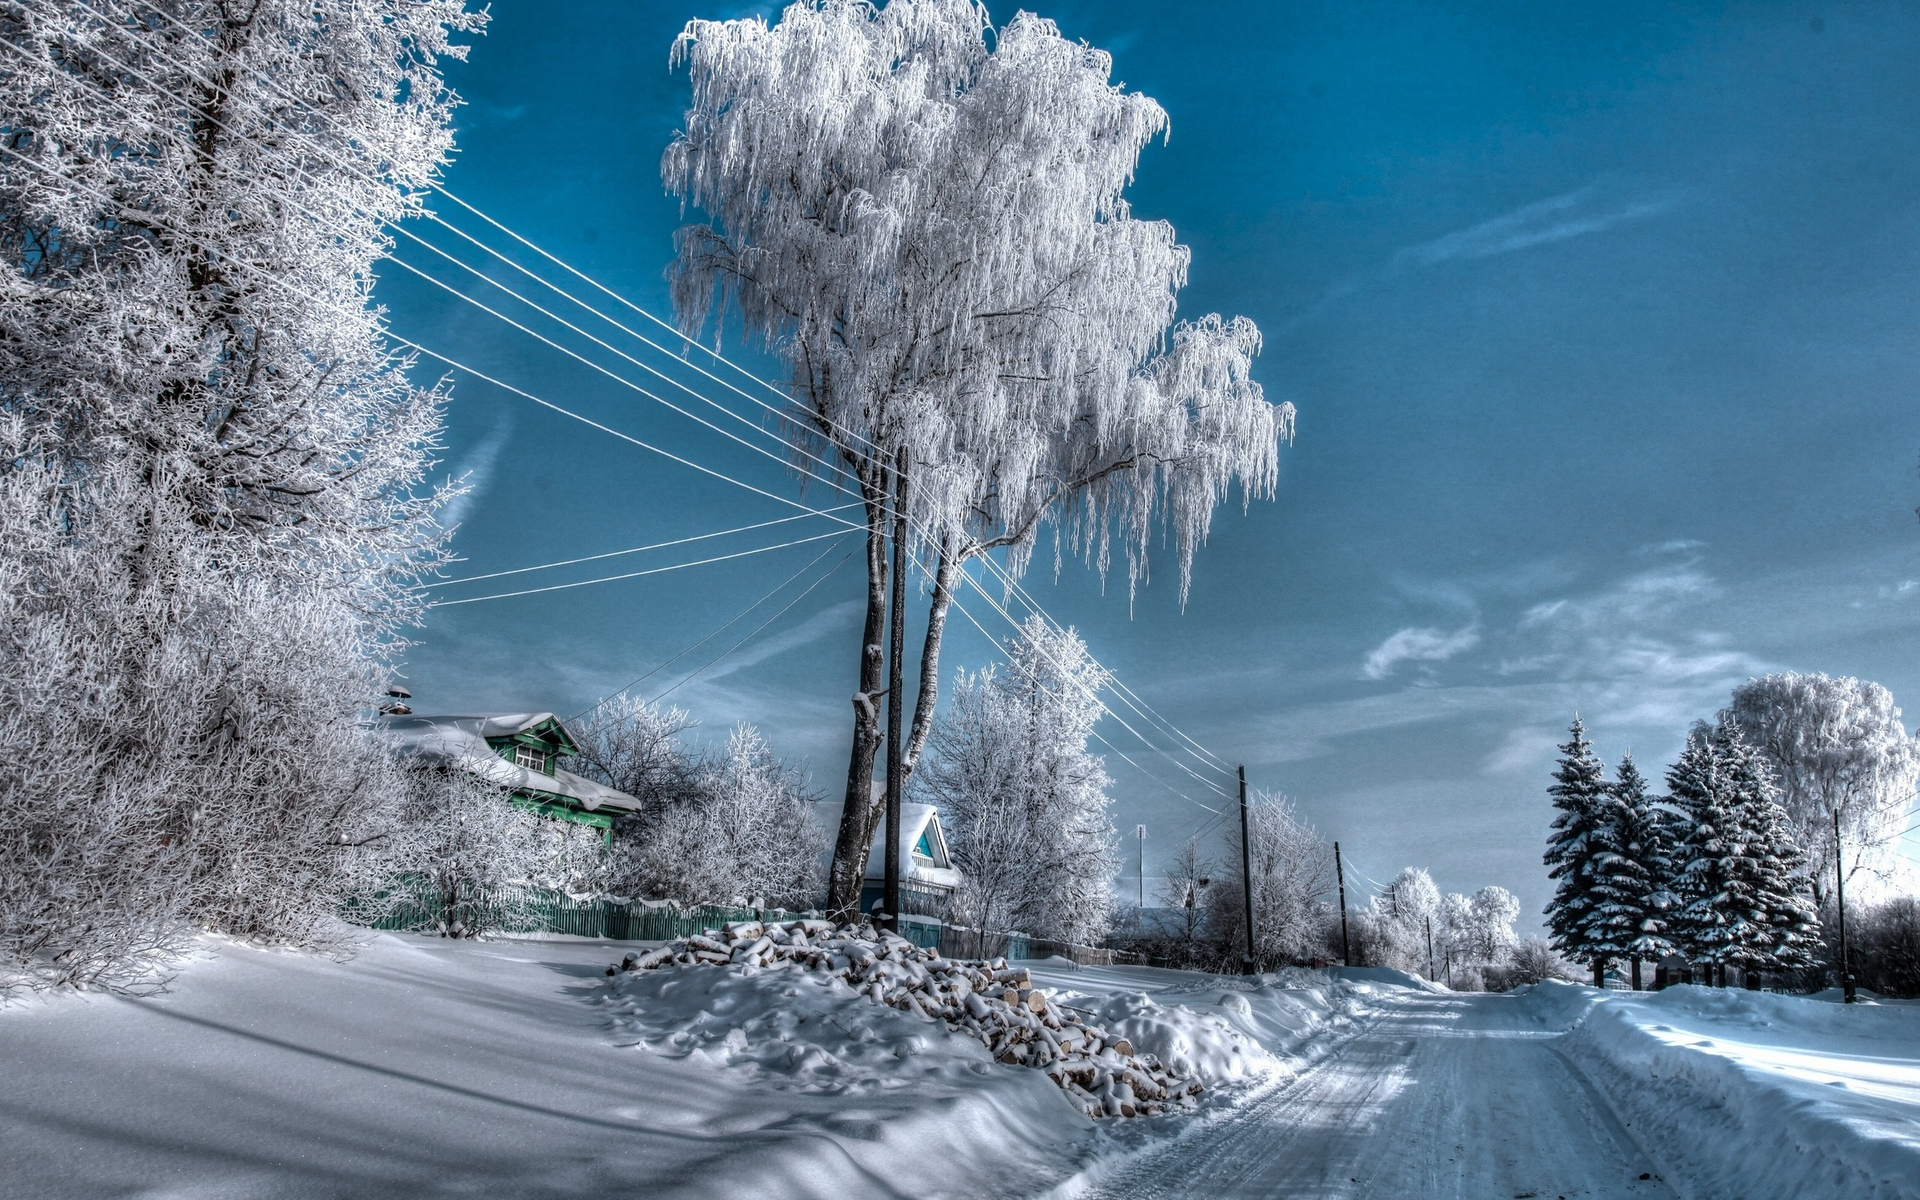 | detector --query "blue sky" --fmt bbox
[387,0,1920,926]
